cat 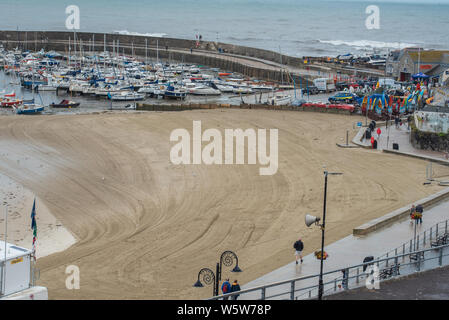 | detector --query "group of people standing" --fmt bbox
[220,279,241,300]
